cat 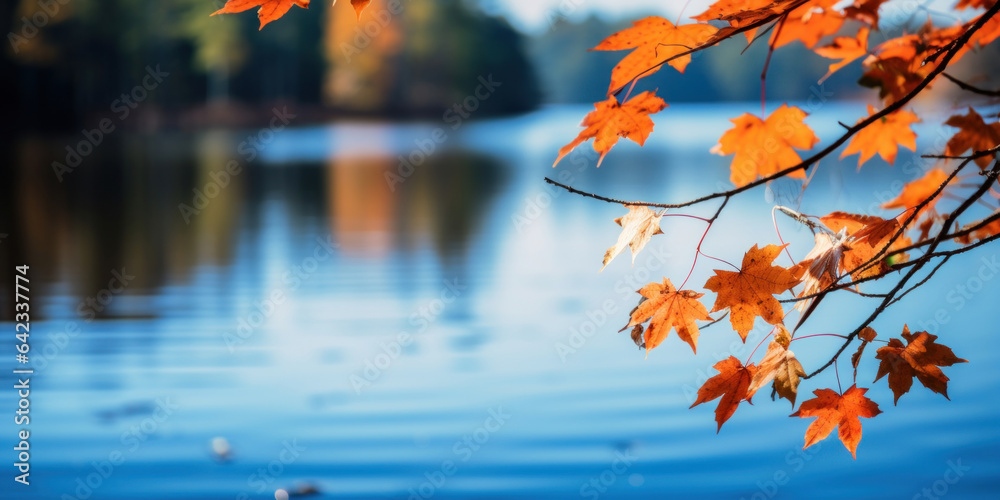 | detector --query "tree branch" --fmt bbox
[610,0,810,96]
[942,72,1000,97]
[542,177,677,208]
[548,1,1000,211]
[804,161,1000,380]
[889,207,1000,256]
